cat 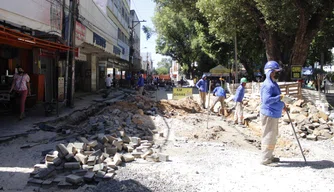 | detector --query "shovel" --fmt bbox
[286,109,307,164]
